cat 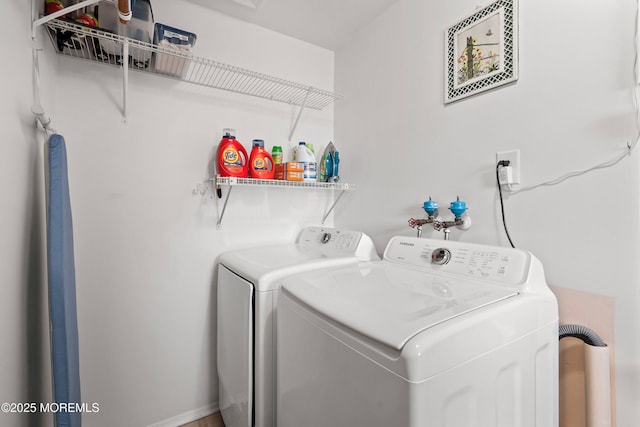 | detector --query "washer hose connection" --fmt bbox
[559,324,607,347]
